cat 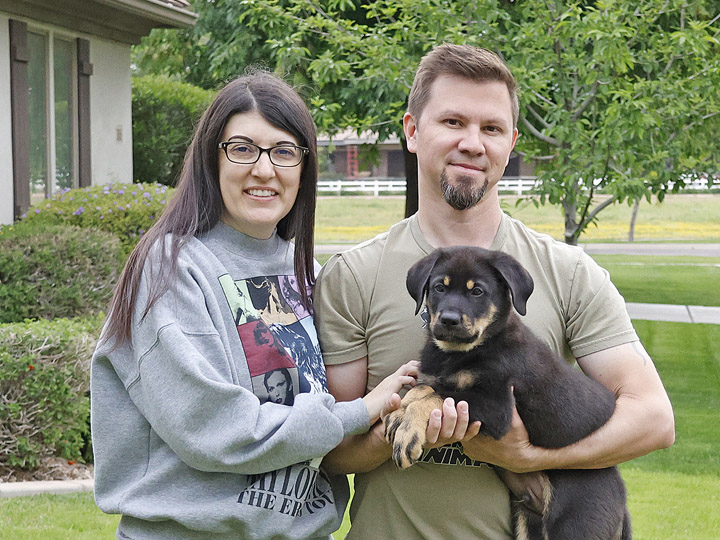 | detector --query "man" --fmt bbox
[315,44,674,539]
